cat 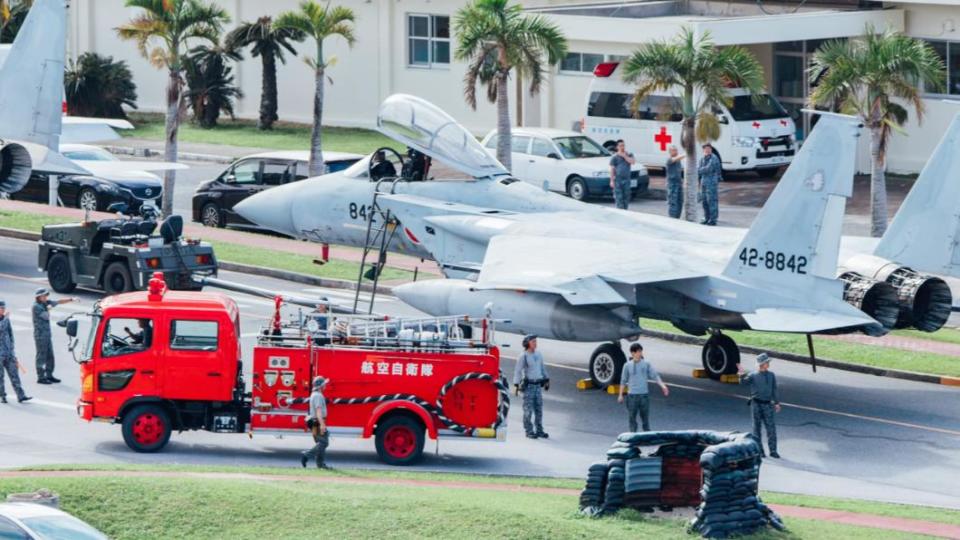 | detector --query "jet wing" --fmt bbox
[743,307,884,335]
